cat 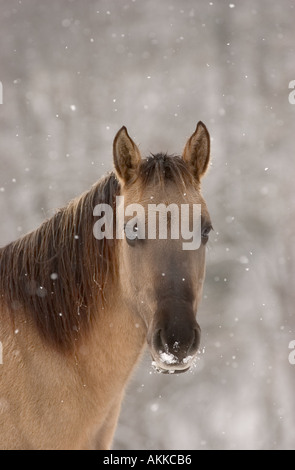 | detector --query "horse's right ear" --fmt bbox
[113,126,141,184]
